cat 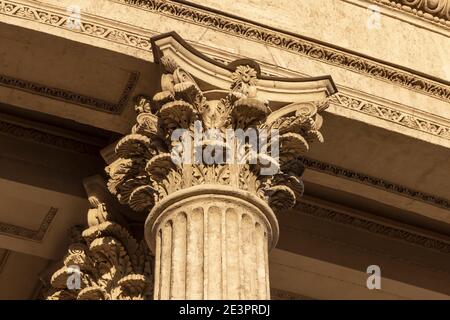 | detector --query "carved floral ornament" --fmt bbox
[375,0,450,21]
[45,176,153,300]
[105,62,331,216]
[47,197,153,300]
[102,32,335,215]
[47,33,336,300]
